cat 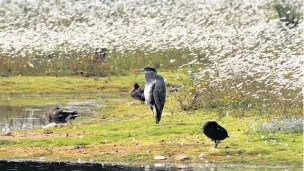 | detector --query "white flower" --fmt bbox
[28,63,34,68]
[169,59,176,63]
